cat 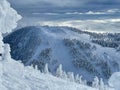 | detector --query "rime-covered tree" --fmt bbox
[62,71,68,80]
[75,74,79,83]
[67,72,75,82]
[92,76,99,88]
[83,80,87,85]
[75,74,83,84]
[44,63,49,74]
[78,75,83,84]
[35,65,38,70]
[56,64,63,78]
[99,78,105,90]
